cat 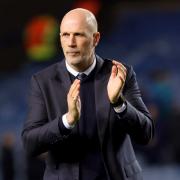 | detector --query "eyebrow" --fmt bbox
[60,31,86,36]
